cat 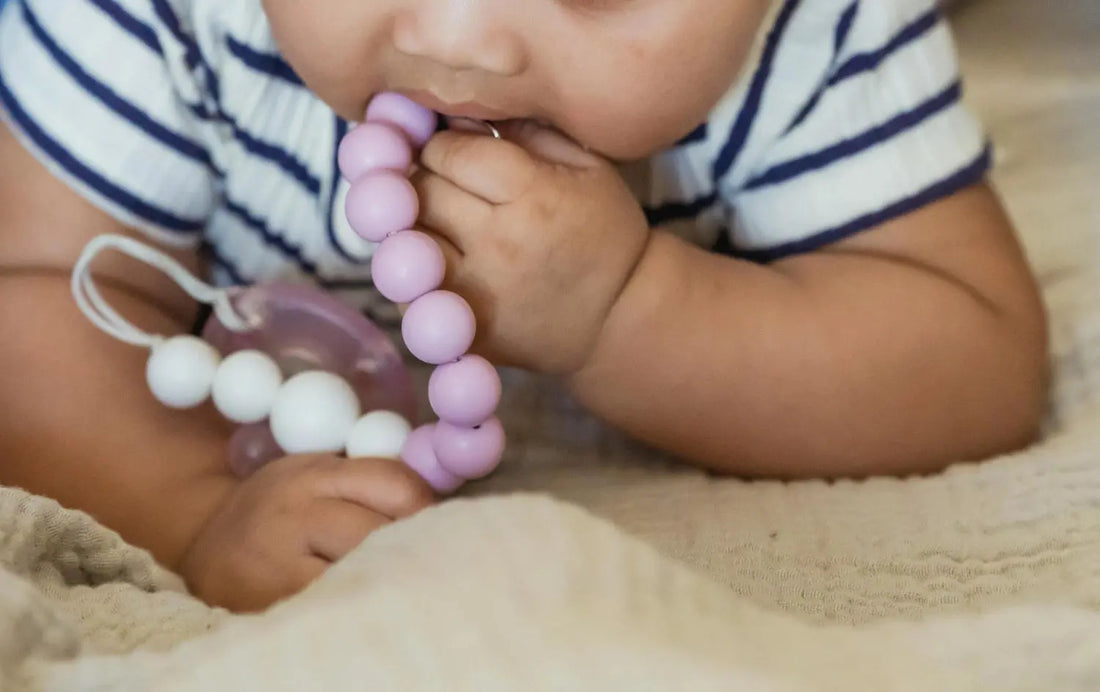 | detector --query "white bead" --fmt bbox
[211,350,284,424]
[269,371,362,455]
[345,410,412,459]
[146,335,221,409]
